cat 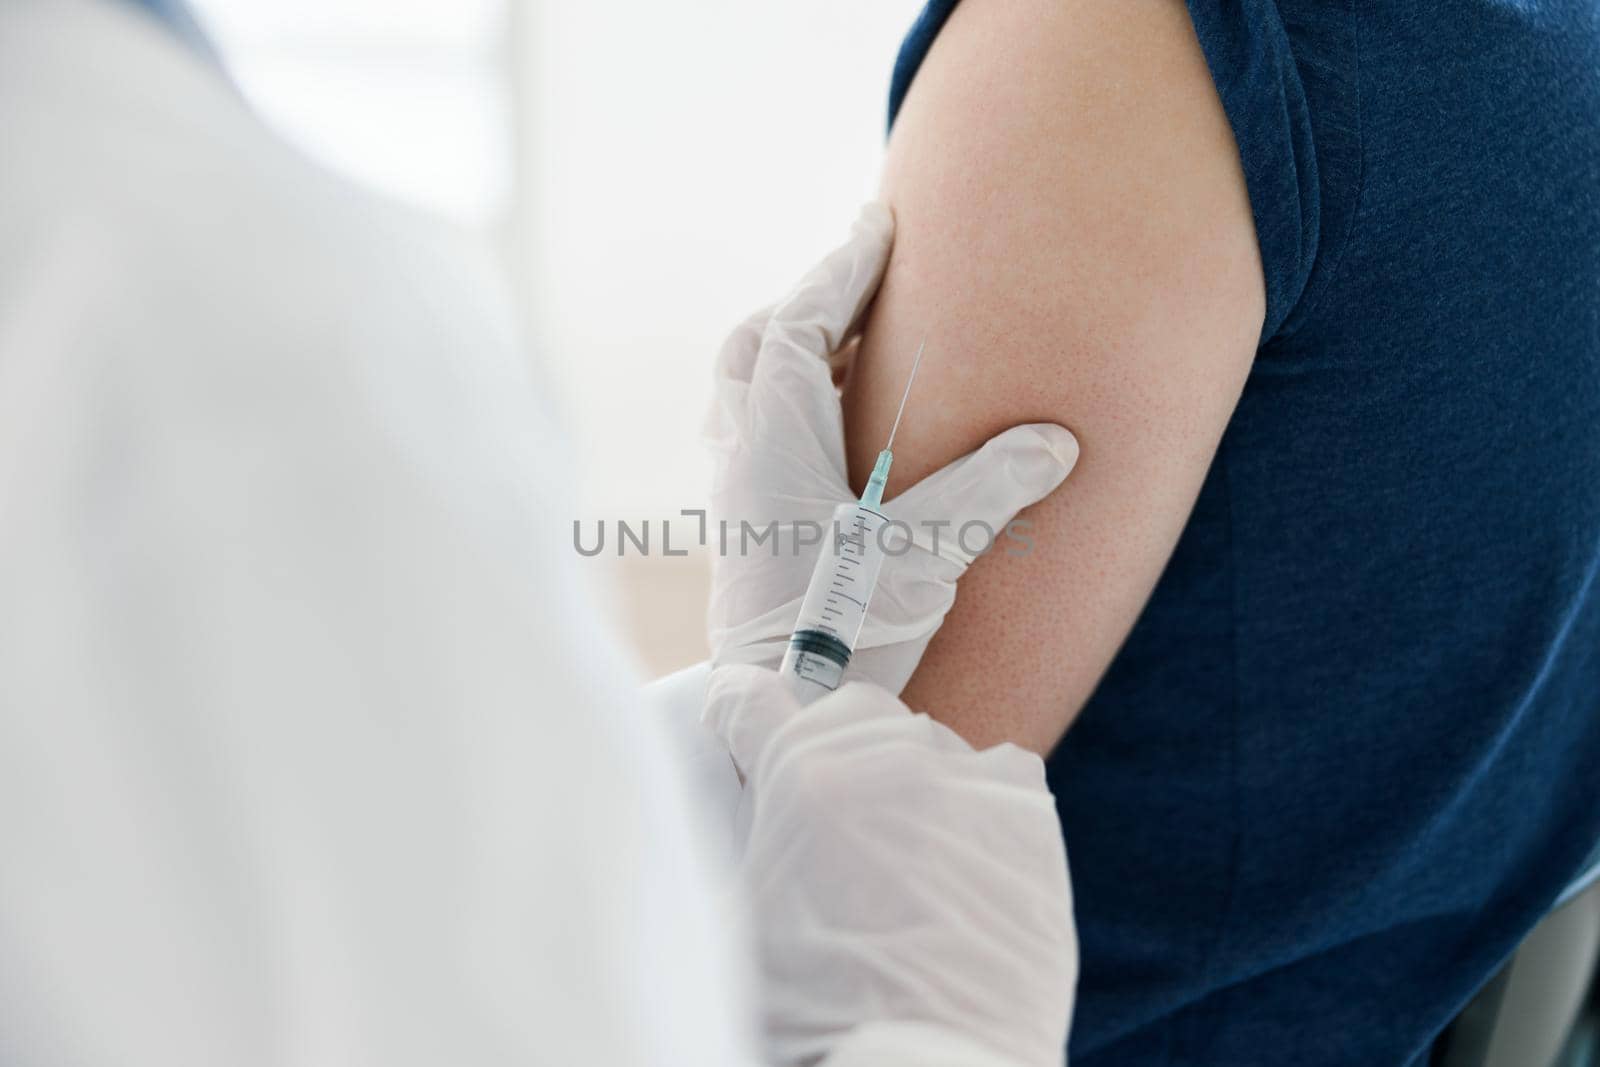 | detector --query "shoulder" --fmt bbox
[868,0,1266,472]
[888,0,1344,343]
